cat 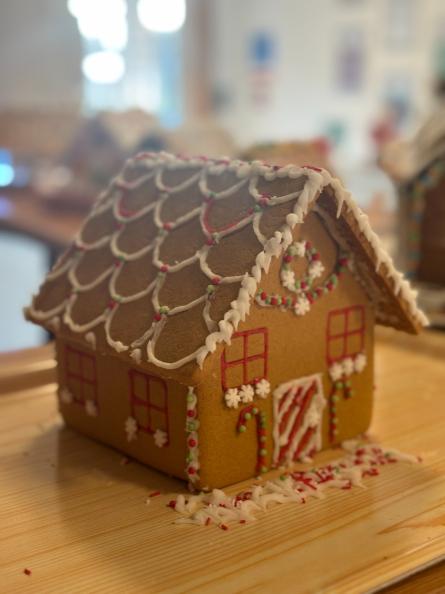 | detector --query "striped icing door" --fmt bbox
[272,373,326,467]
